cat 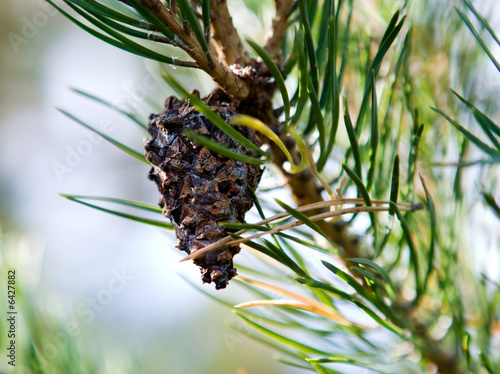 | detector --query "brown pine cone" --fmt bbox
[144,92,263,289]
